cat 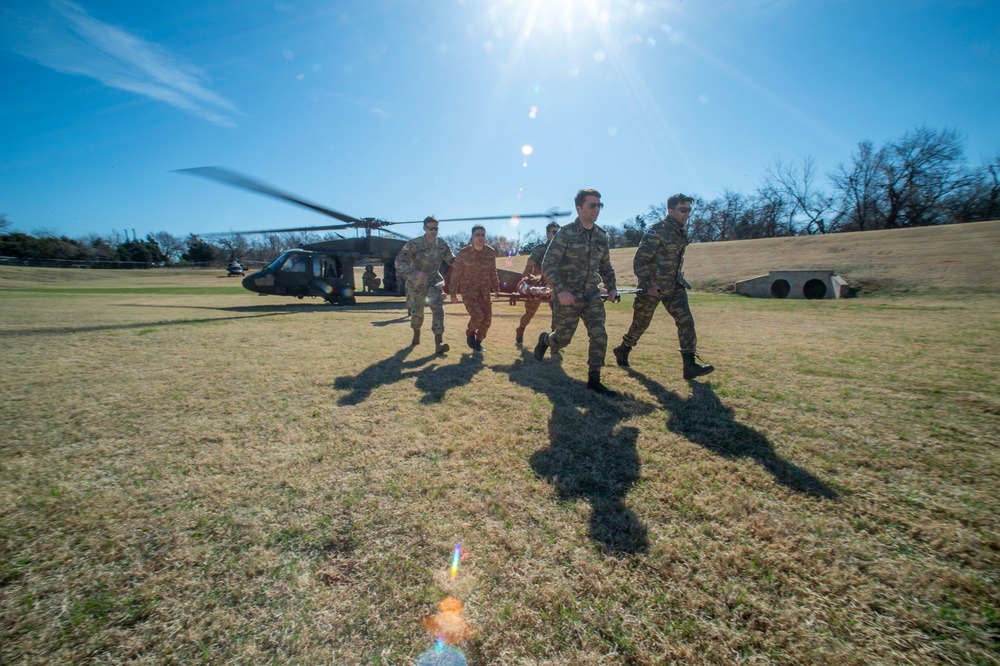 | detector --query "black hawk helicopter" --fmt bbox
[178,167,569,305]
